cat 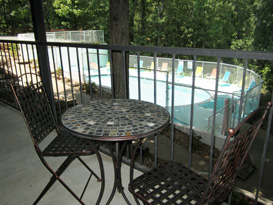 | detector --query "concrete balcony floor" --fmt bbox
[0,102,141,205]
